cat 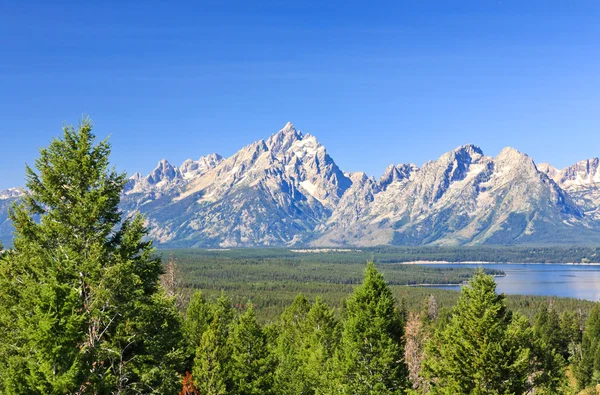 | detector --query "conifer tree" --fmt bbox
[229,304,274,395]
[574,304,600,389]
[272,293,311,394]
[0,119,183,394]
[184,290,214,359]
[192,293,234,395]
[336,261,408,394]
[302,297,340,394]
[422,269,564,395]
[534,303,569,360]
